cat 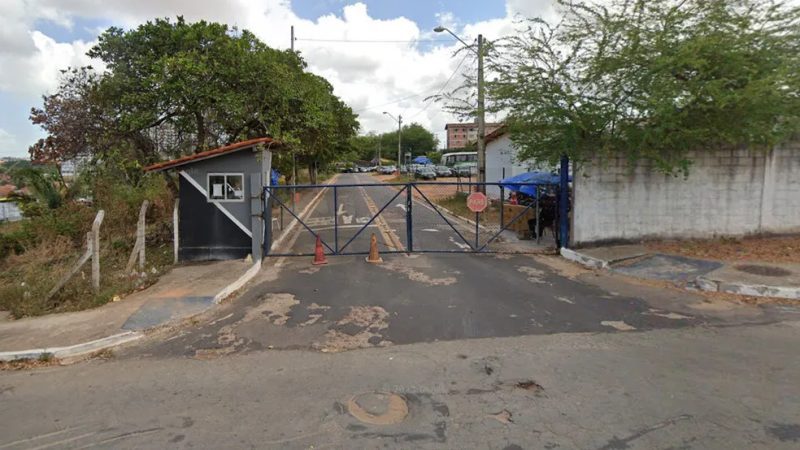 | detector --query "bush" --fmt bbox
[0,173,176,317]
